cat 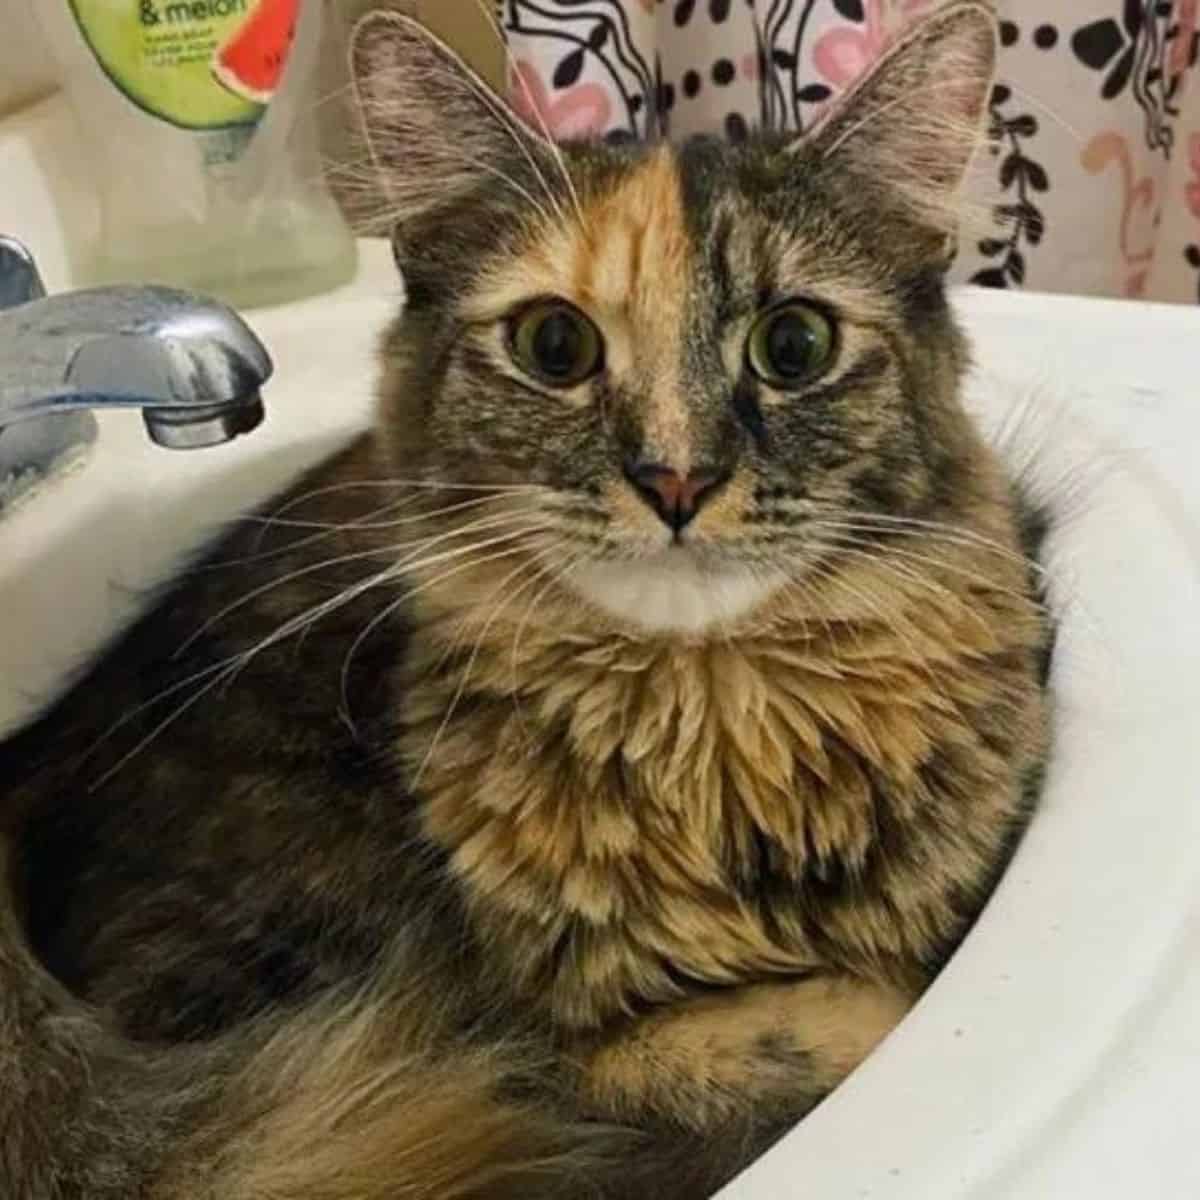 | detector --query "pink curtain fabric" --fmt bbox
[503,1,1200,304]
